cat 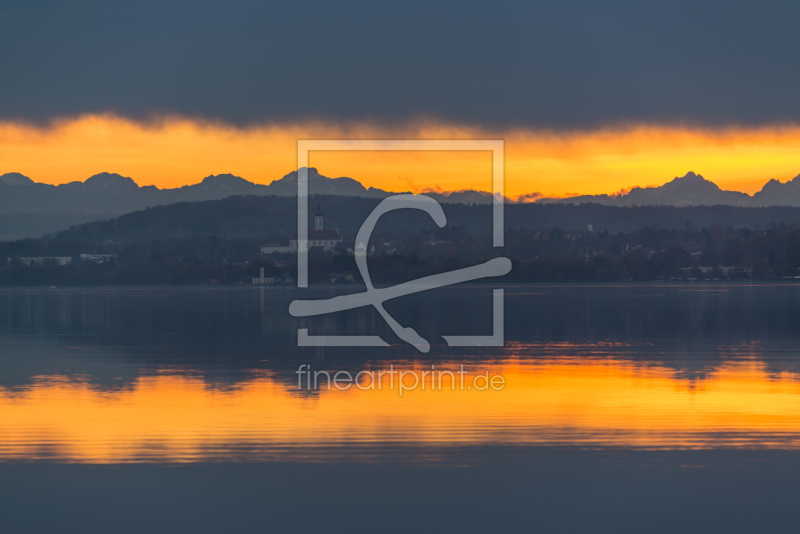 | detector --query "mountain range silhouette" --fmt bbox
[544,171,800,207]
[0,167,496,216]
[3,168,800,240]
[4,169,800,213]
